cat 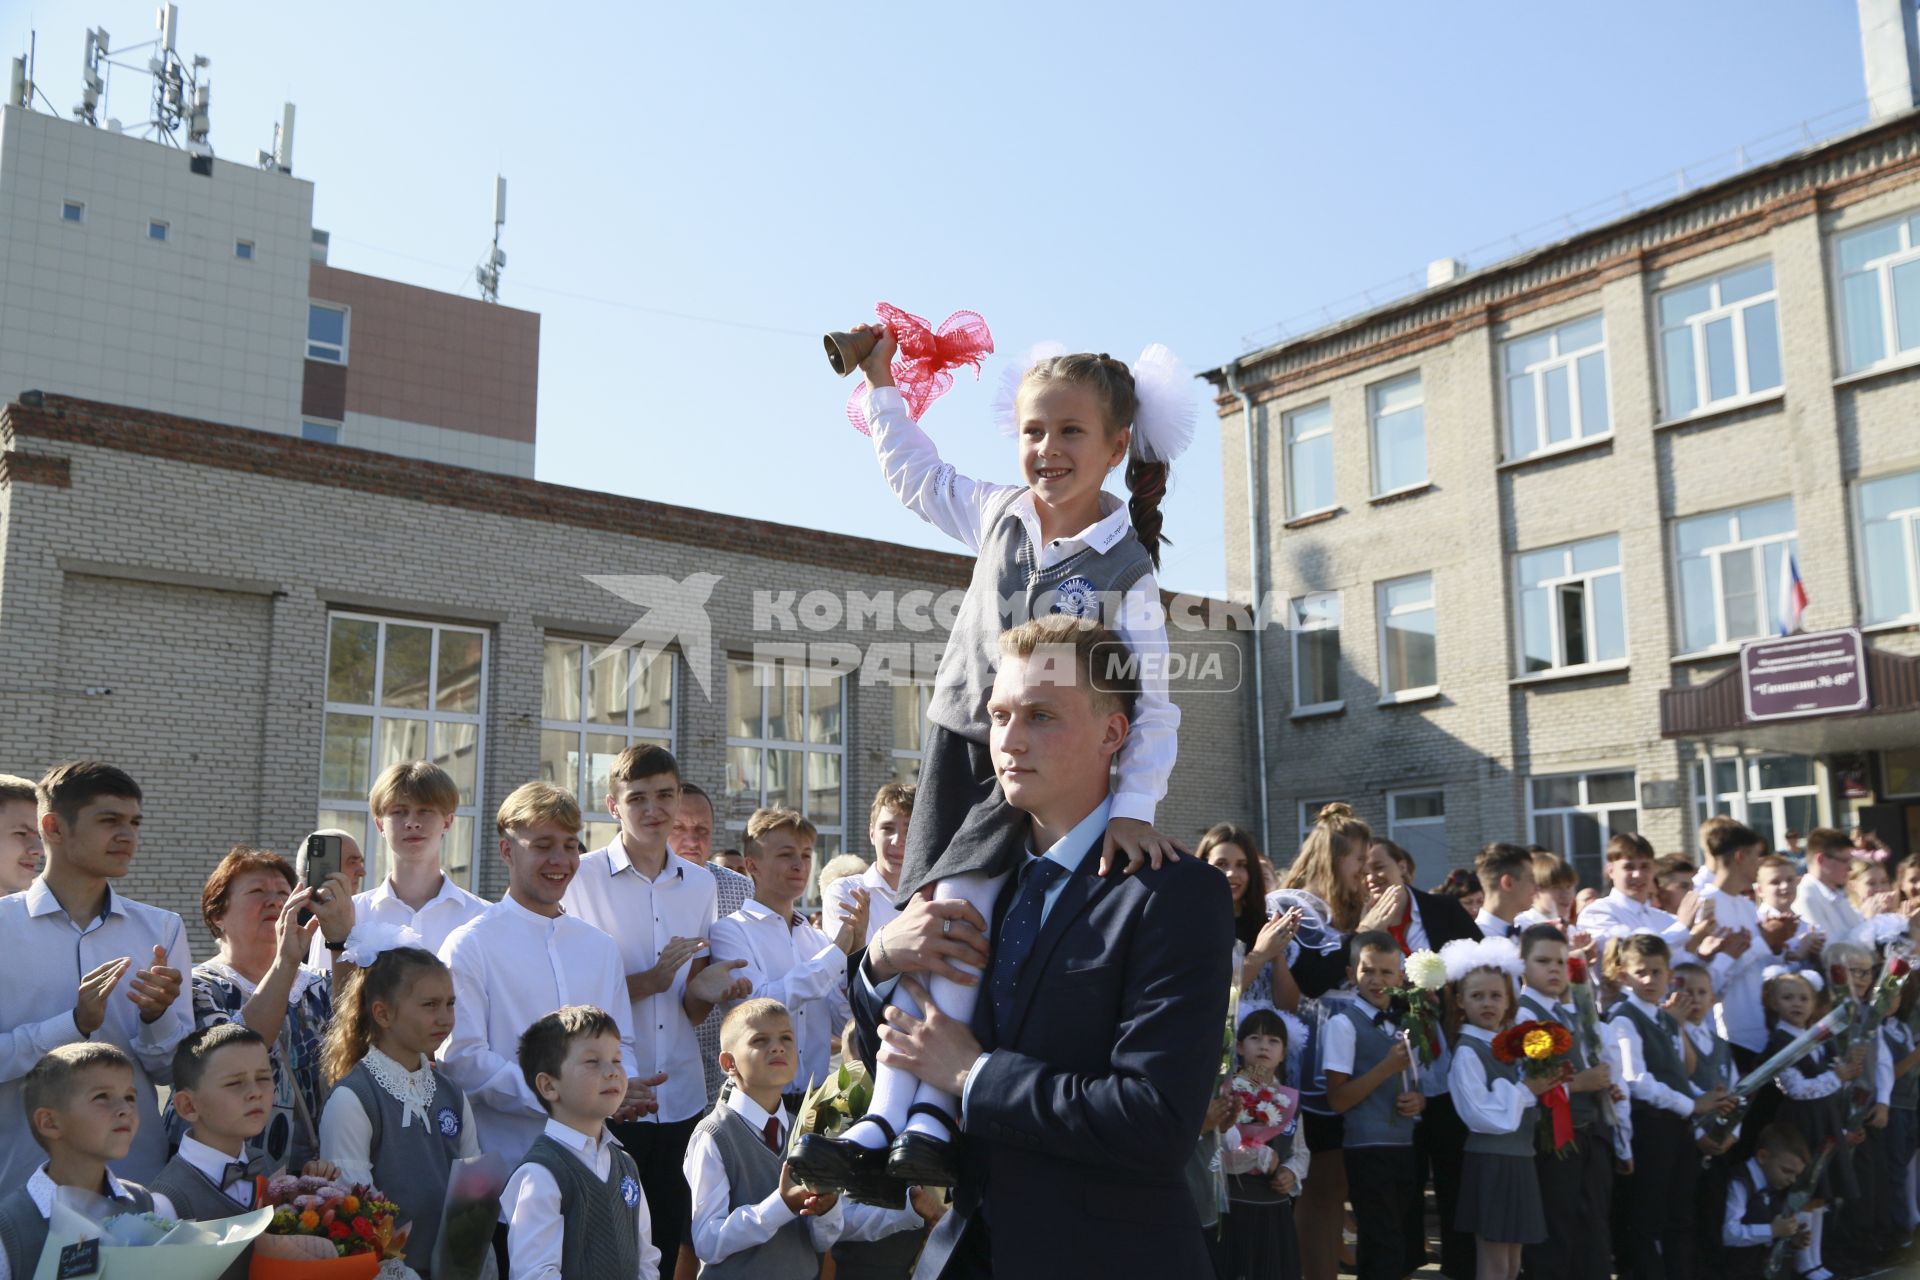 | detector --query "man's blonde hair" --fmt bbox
[869,782,915,826]
[719,997,791,1054]
[996,615,1138,719]
[744,807,815,856]
[495,781,581,837]
[0,774,36,808]
[369,760,460,819]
